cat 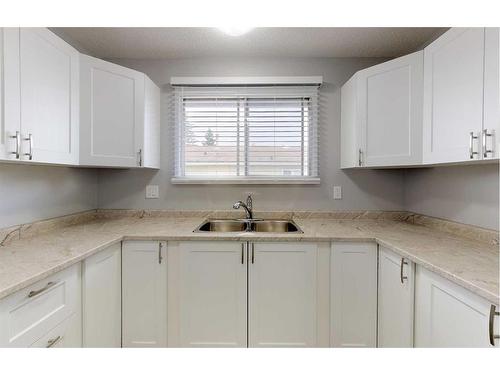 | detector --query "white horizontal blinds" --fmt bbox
[174,86,319,179]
